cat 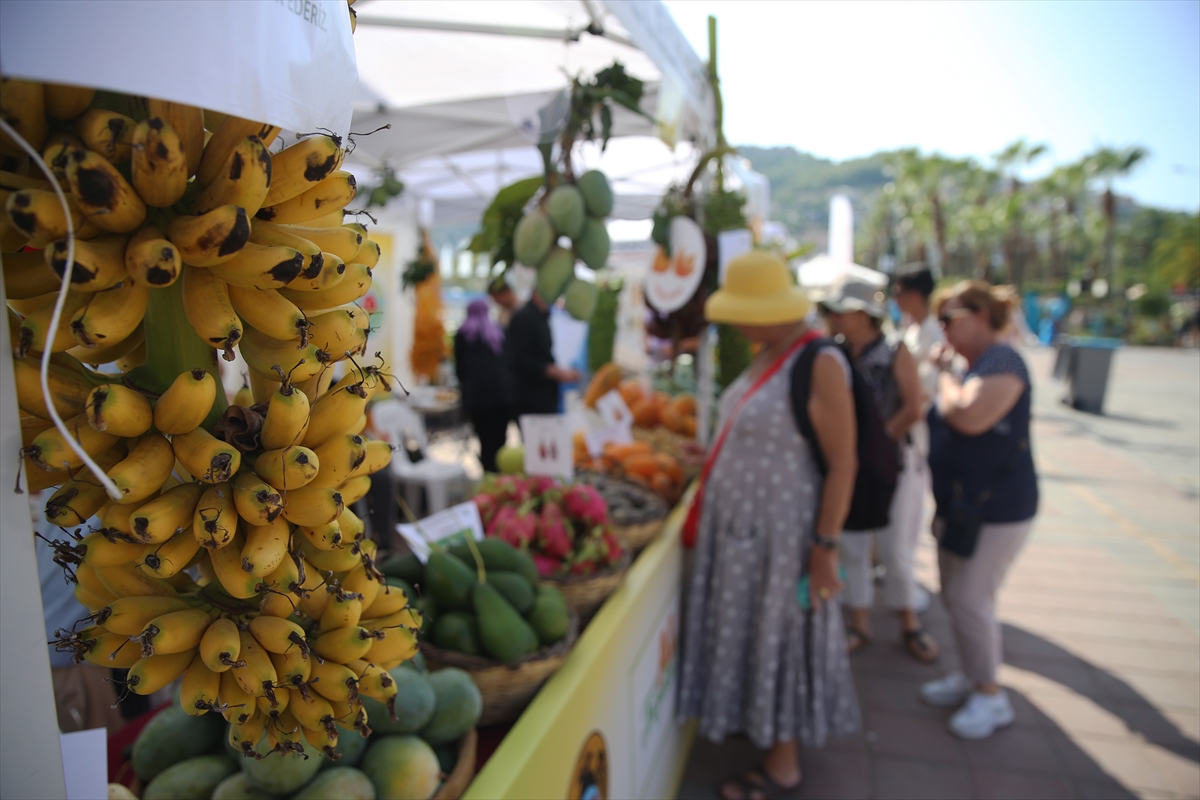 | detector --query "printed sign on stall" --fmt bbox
[520,414,574,481]
[584,423,634,458]
[594,389,633,430]
[645,216,706,313]
[395,501,484,563]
